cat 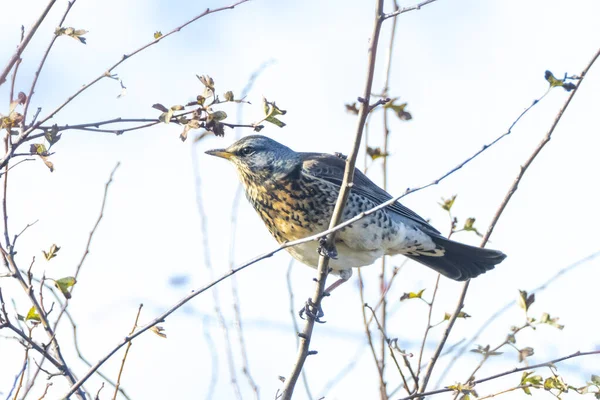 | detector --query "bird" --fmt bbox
[206,135,506,290]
